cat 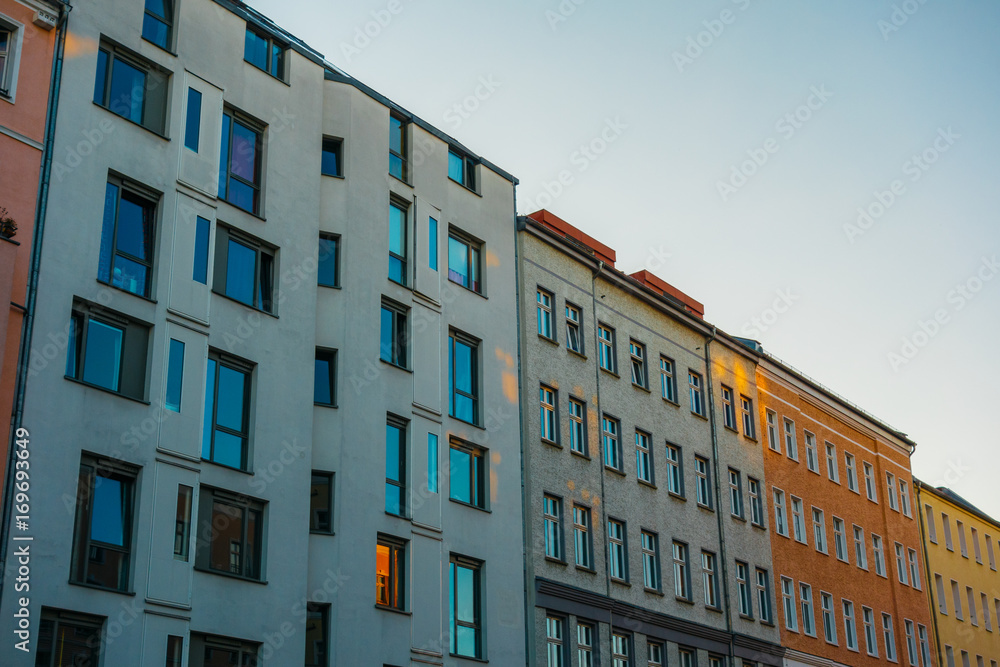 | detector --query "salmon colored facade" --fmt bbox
[757,358,938,666]
[916,482,1000,667]
[0,0,61,485]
